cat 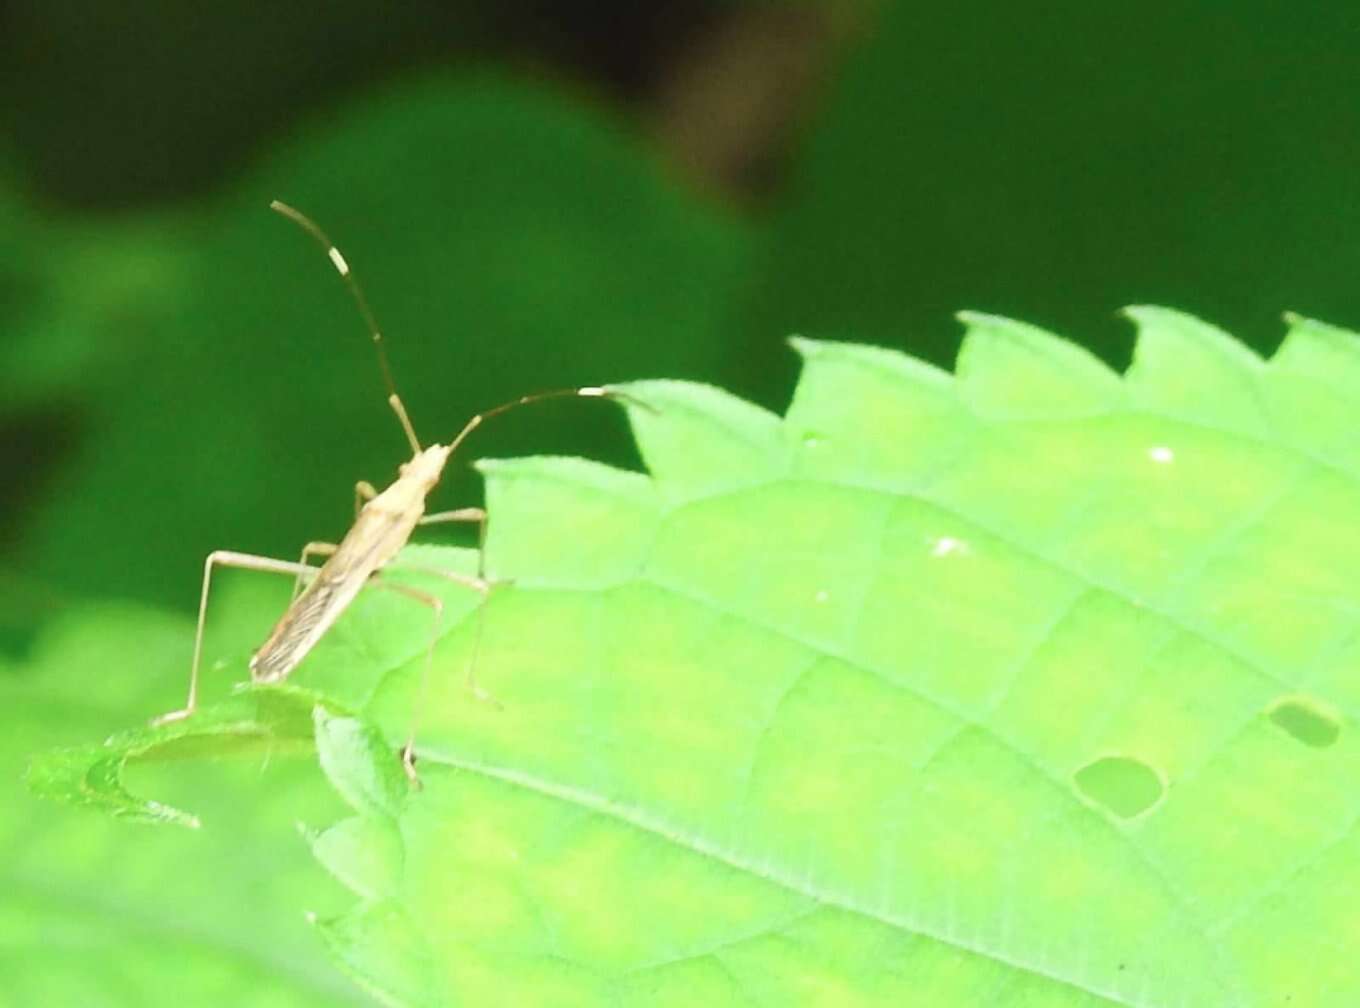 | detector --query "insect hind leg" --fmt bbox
[411,506,505,698]
[154,550,320,726]
[377,559,508,786]
[385,560,498,702]
[367,577,446,787]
